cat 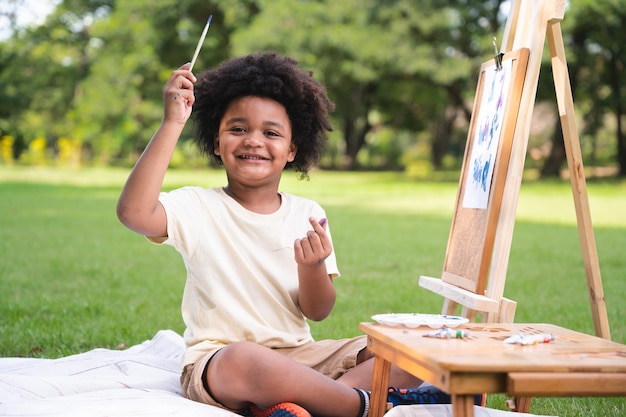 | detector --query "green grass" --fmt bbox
[1,166,625,416]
